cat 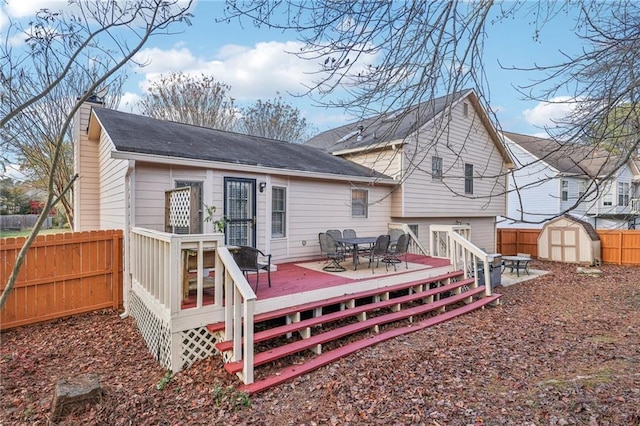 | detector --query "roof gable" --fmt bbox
[503,131,627,178]
[91,108,391,181]
[305,89,512,167]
